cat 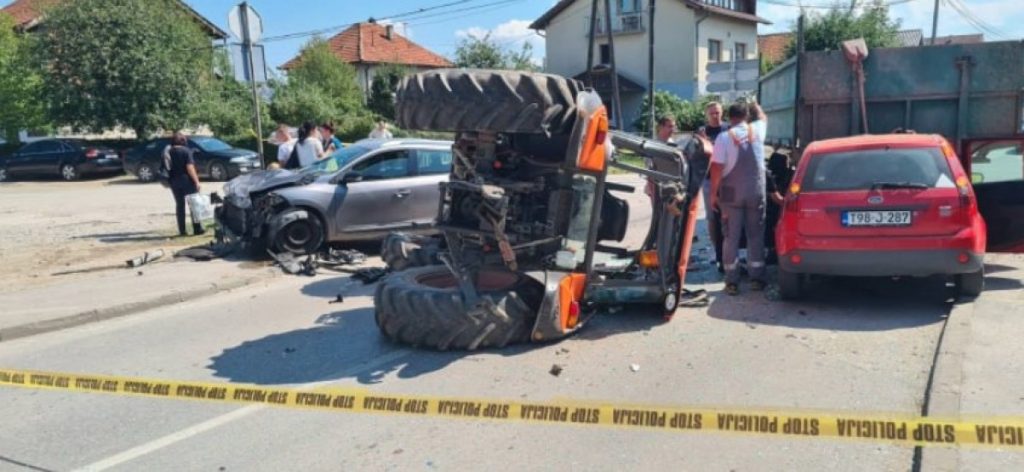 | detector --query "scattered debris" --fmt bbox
[174,241,238,261]
[329,294,344,304]
[125,249,164,268]
[629,363,640,372]
[137,271,143,276]
[268,251,317,276]
[549,364,563,376]
[352,267,387,284]
[320,248,367,266]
